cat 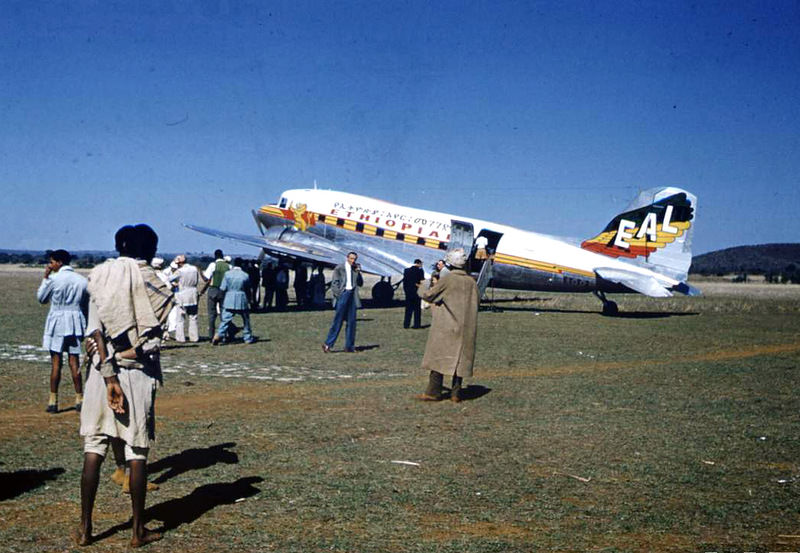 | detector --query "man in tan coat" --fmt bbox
[416,248,479,402]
